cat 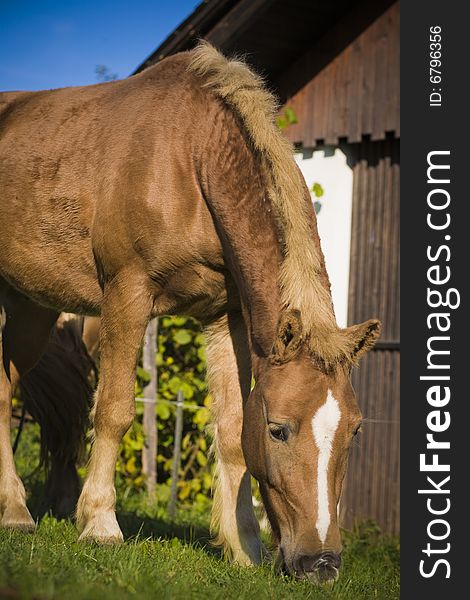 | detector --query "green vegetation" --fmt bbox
[5,315,399,599]
[116,316,213,507]
[5,415,399,599]
[0,509,399,600]
[275,106,299,130]
[310,181,325,214]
